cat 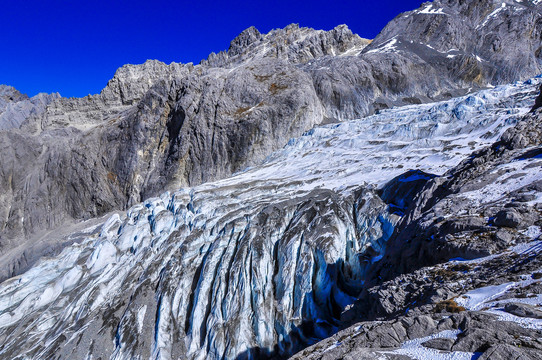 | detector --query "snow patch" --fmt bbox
[521,226,542,240]
[366,38,398,54]
[339,43,369,57]
[384,330,478,360]
[477,3,507,29]
[323,341,341,352]
[137,305,147,333]
[456,282,516,311]
[418,4,447,15]
[457,157,542,207]
[486,306,542,330]
[455,275,542,330]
